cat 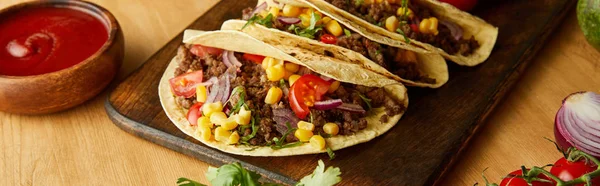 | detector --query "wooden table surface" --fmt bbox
[1,0,599,185]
